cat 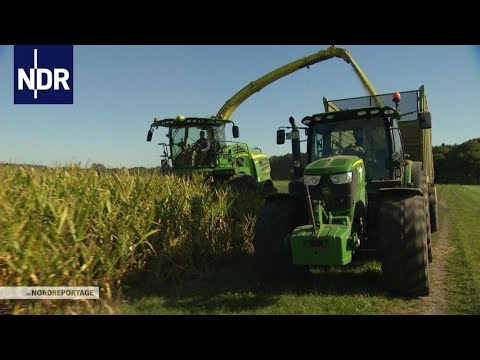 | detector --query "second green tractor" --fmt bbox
[254,87,438,296]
